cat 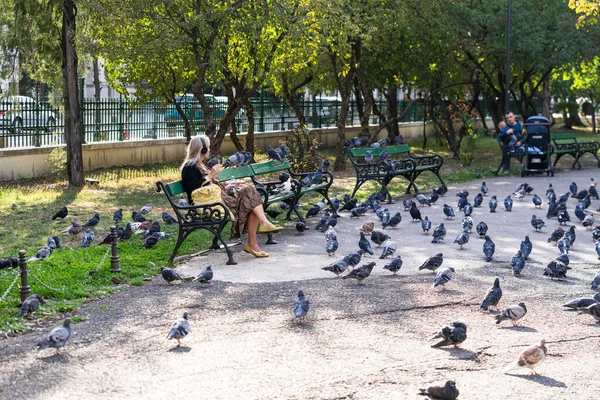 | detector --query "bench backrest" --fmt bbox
[216,165,255,181]
[164,180,185,197]
[347,144,410,157]
[551,133,577,141]
[250,160,291,175]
